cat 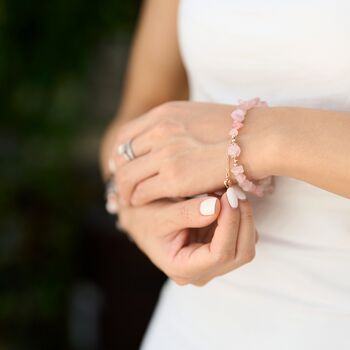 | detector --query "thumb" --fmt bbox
[163,195,220,232]
[209,188,241,258]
